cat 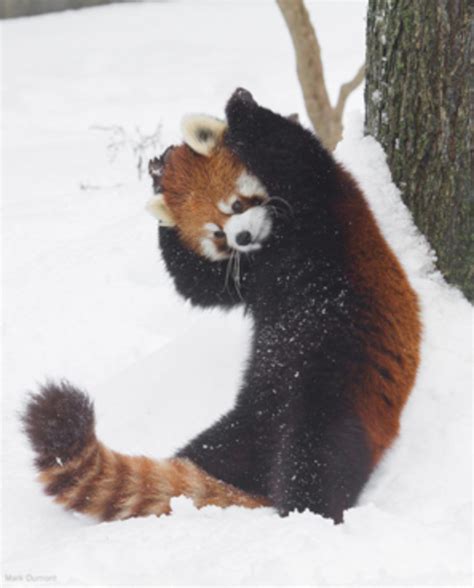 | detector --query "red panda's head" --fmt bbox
[147,115,272,260]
